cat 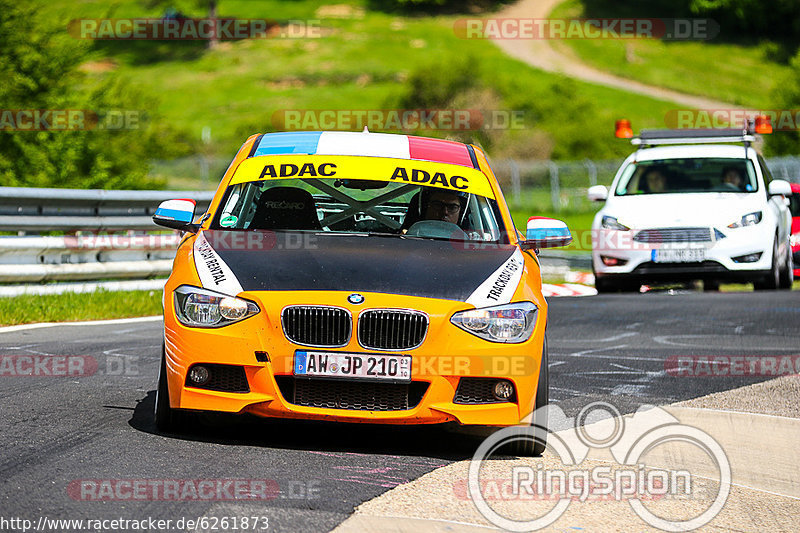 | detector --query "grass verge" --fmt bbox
[0,290,162,326]
[551,0,792,109]
[41,0,677,166]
